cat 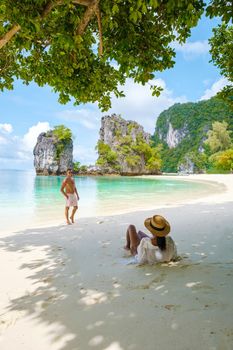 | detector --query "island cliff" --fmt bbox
[33,126,73,175]
[96,114,161,175]
[152,97,233,173]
